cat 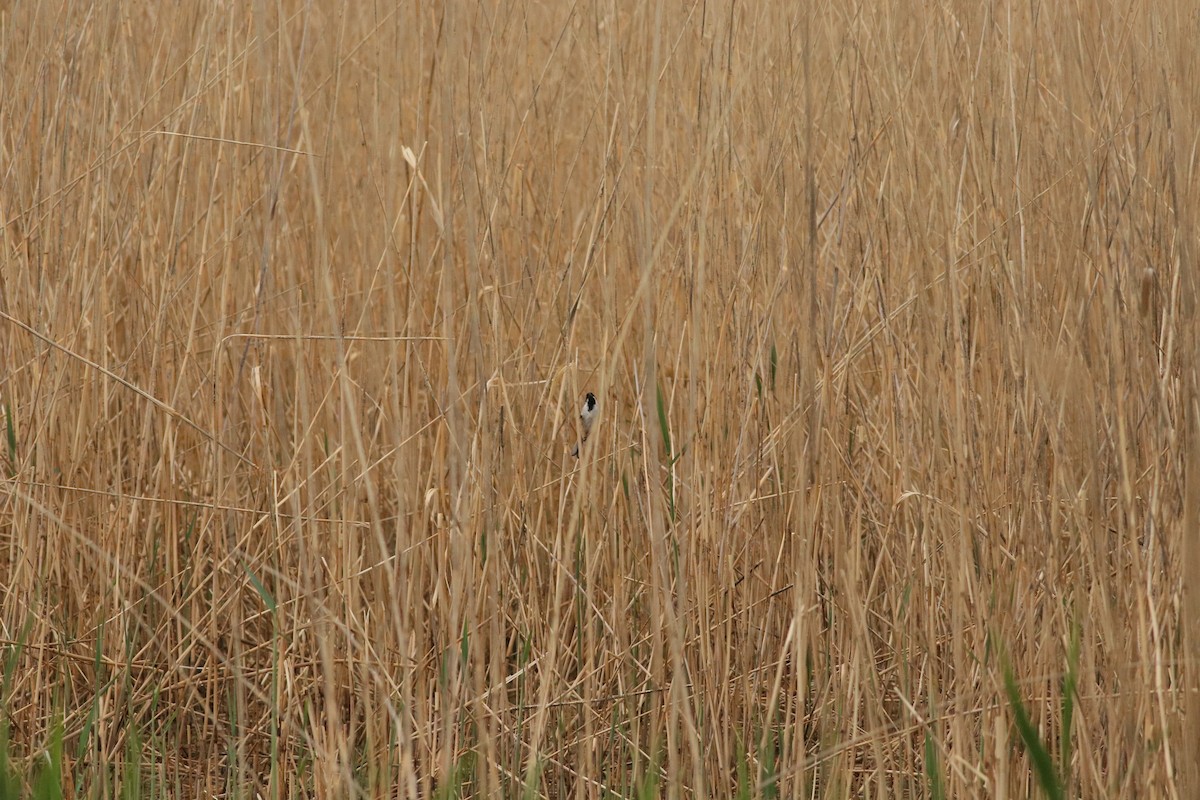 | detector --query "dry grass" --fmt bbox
[1,1,1198,797]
